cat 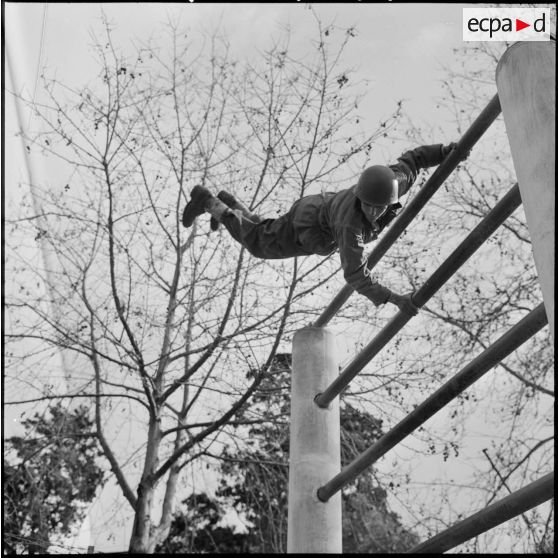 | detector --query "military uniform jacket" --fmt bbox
[286,149,426,306]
